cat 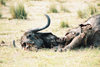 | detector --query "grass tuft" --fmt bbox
[60,5,70,13]
[88,4,97,15]
[97,3,100,6]
[77,10,87,19]
[10,3,27,19]
[0,0,6,5]
[77,4,97,19]
[60,20,69,28]
[48,4,58,13]
[0,12,2,18]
